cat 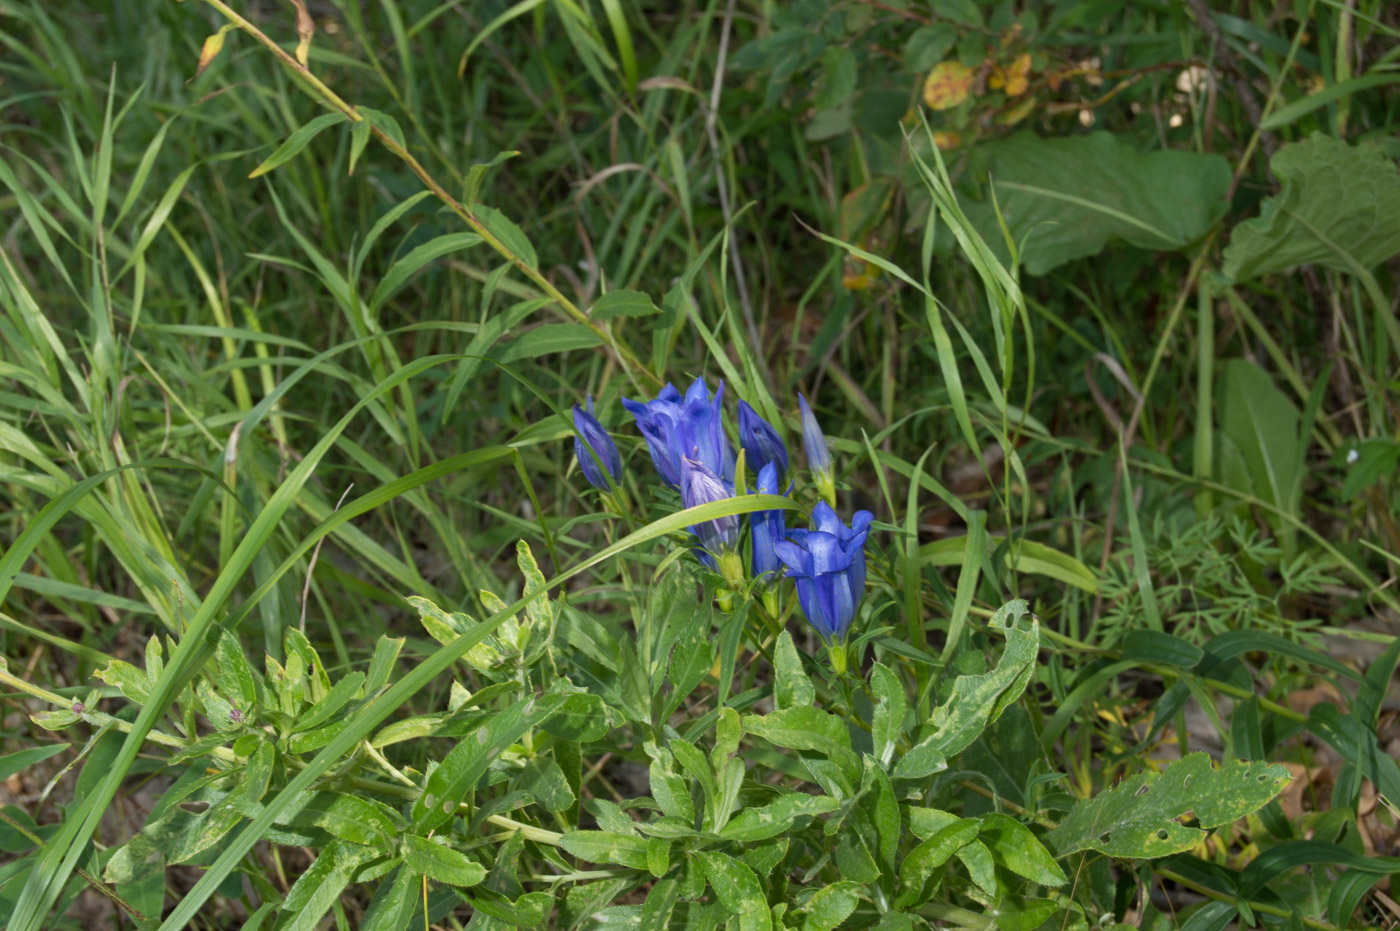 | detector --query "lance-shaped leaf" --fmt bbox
[1047,752,1292,859]
[894,599,1037,780]
[273,840,375,931]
